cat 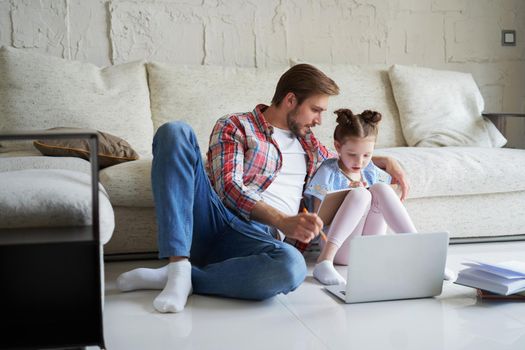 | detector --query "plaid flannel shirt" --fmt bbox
[206,104,335,251]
